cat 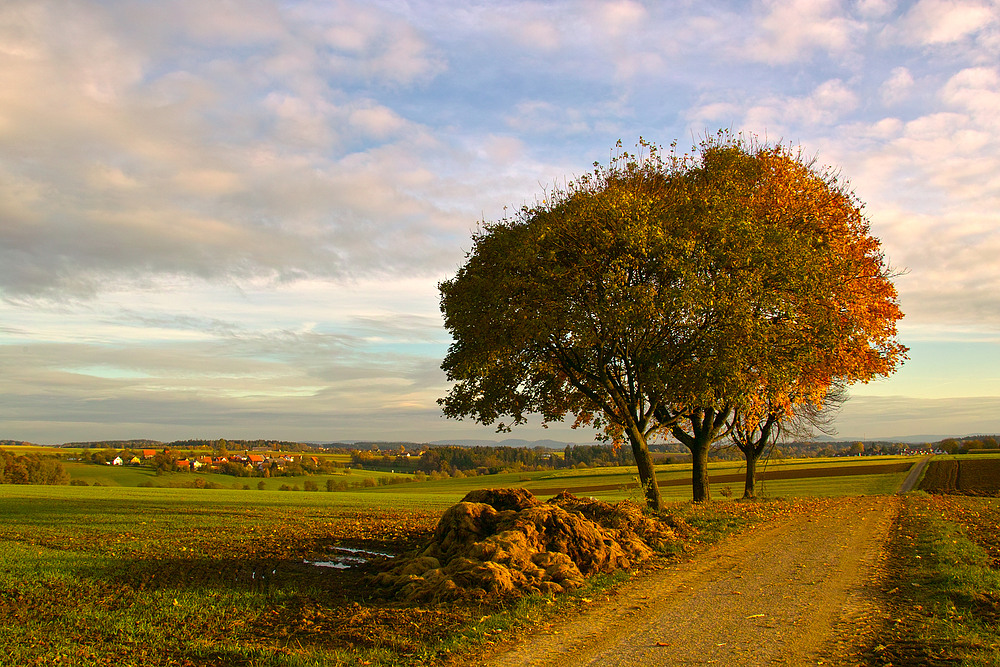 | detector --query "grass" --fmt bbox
[869,493,1000,666]
[746,470,911,498]
[0,484,445,666]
